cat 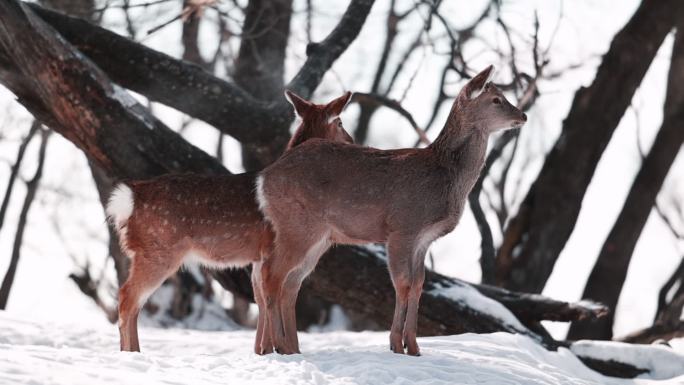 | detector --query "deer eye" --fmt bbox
[493,97,502,105]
